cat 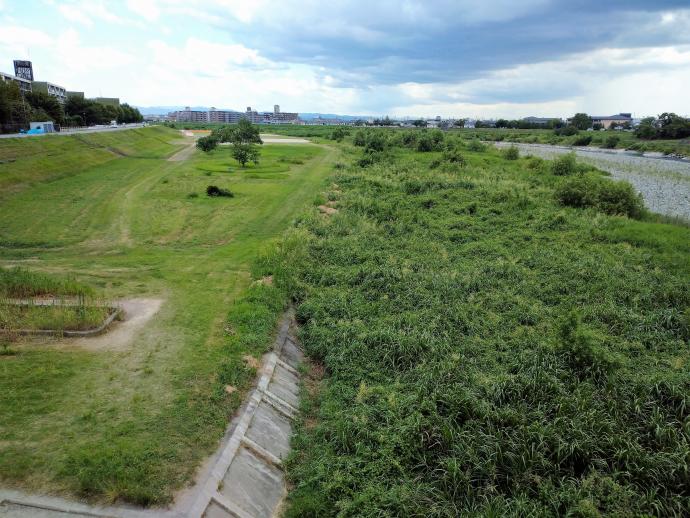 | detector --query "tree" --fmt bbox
[206,119,263,167]
[25,92,64,125]
[453,119,466,128]
[0,81,31,132]
[634,117,657,139]
[412,119,427,127]
[196,135,219,152]
[570,113,592,130]
[657,112,690,139]
[232,142,260,167]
